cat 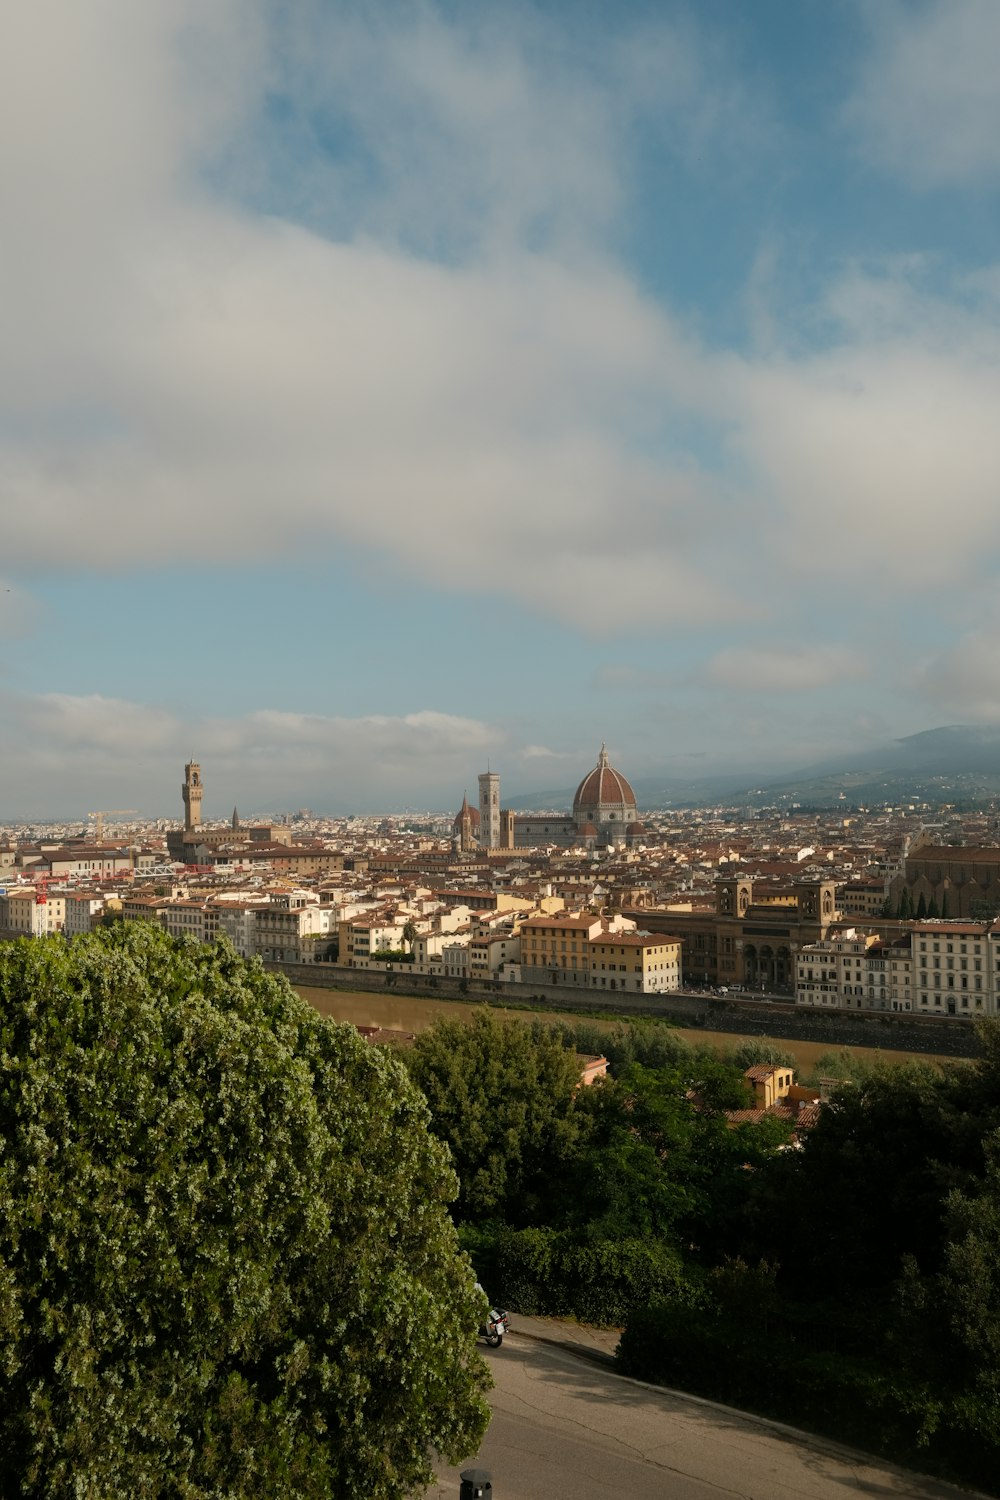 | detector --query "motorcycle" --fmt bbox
[479,1307,509,1348]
